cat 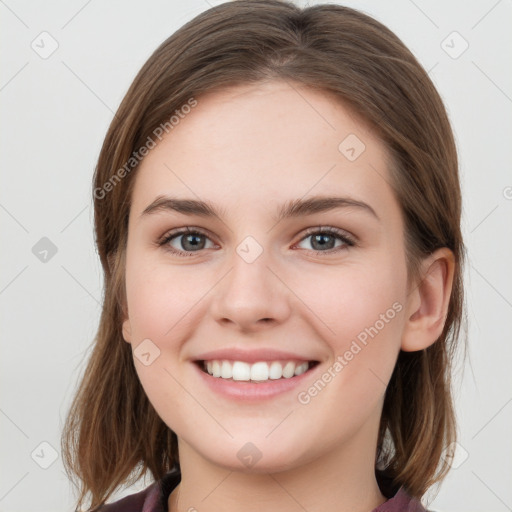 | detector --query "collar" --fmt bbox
[142,468,428,512]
